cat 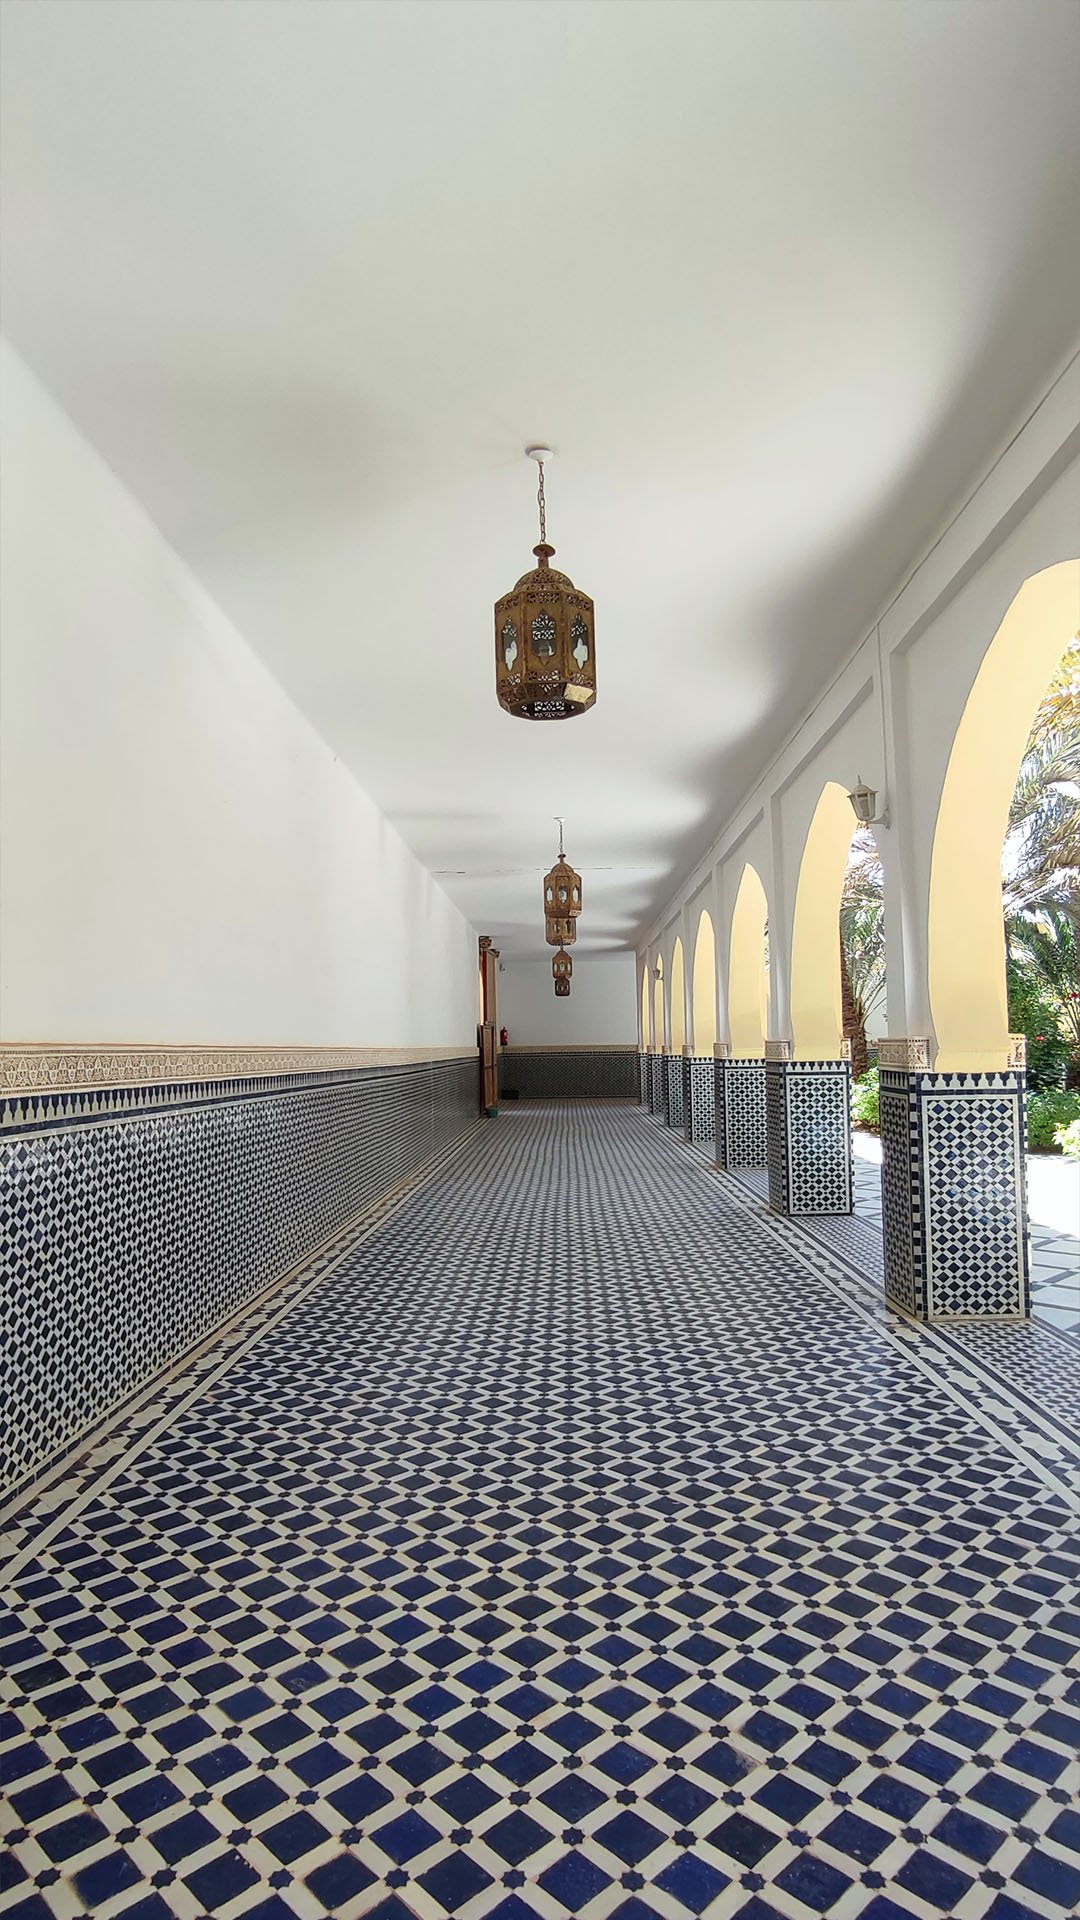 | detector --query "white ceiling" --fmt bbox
[3,0,1079,956]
